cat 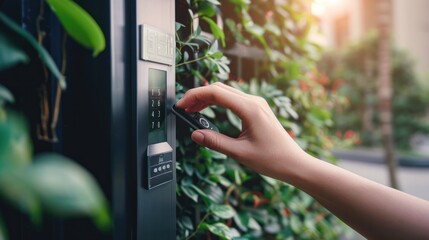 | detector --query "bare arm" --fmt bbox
[176,82,429,239]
